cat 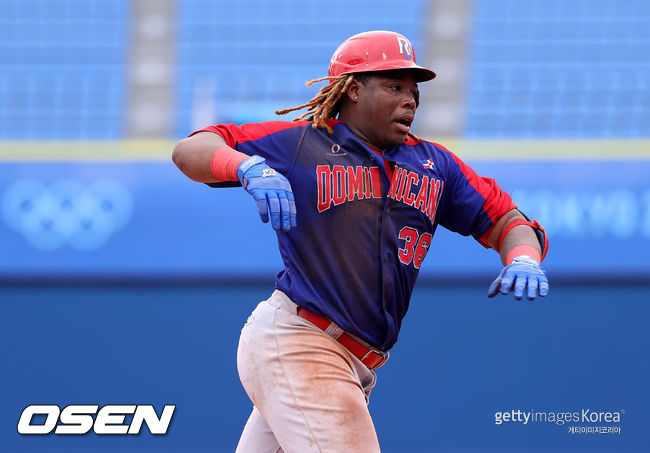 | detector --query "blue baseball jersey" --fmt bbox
[193,119,515,350]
